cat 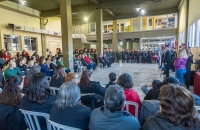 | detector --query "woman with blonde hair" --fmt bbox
[174,49,188,84]
[65,72,79,84]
